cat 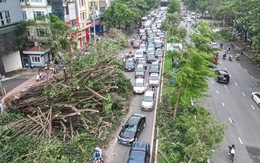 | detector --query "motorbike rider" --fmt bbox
[223,52,227,59]
[220,43,223,49]
[228,144,235,155]
[93,147,103,161]
[235,53,241,60]
[229,55,232,61]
